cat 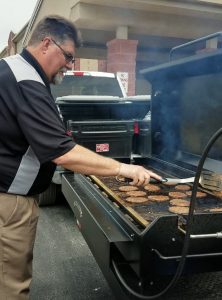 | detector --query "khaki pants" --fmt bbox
[0,193,39,300]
